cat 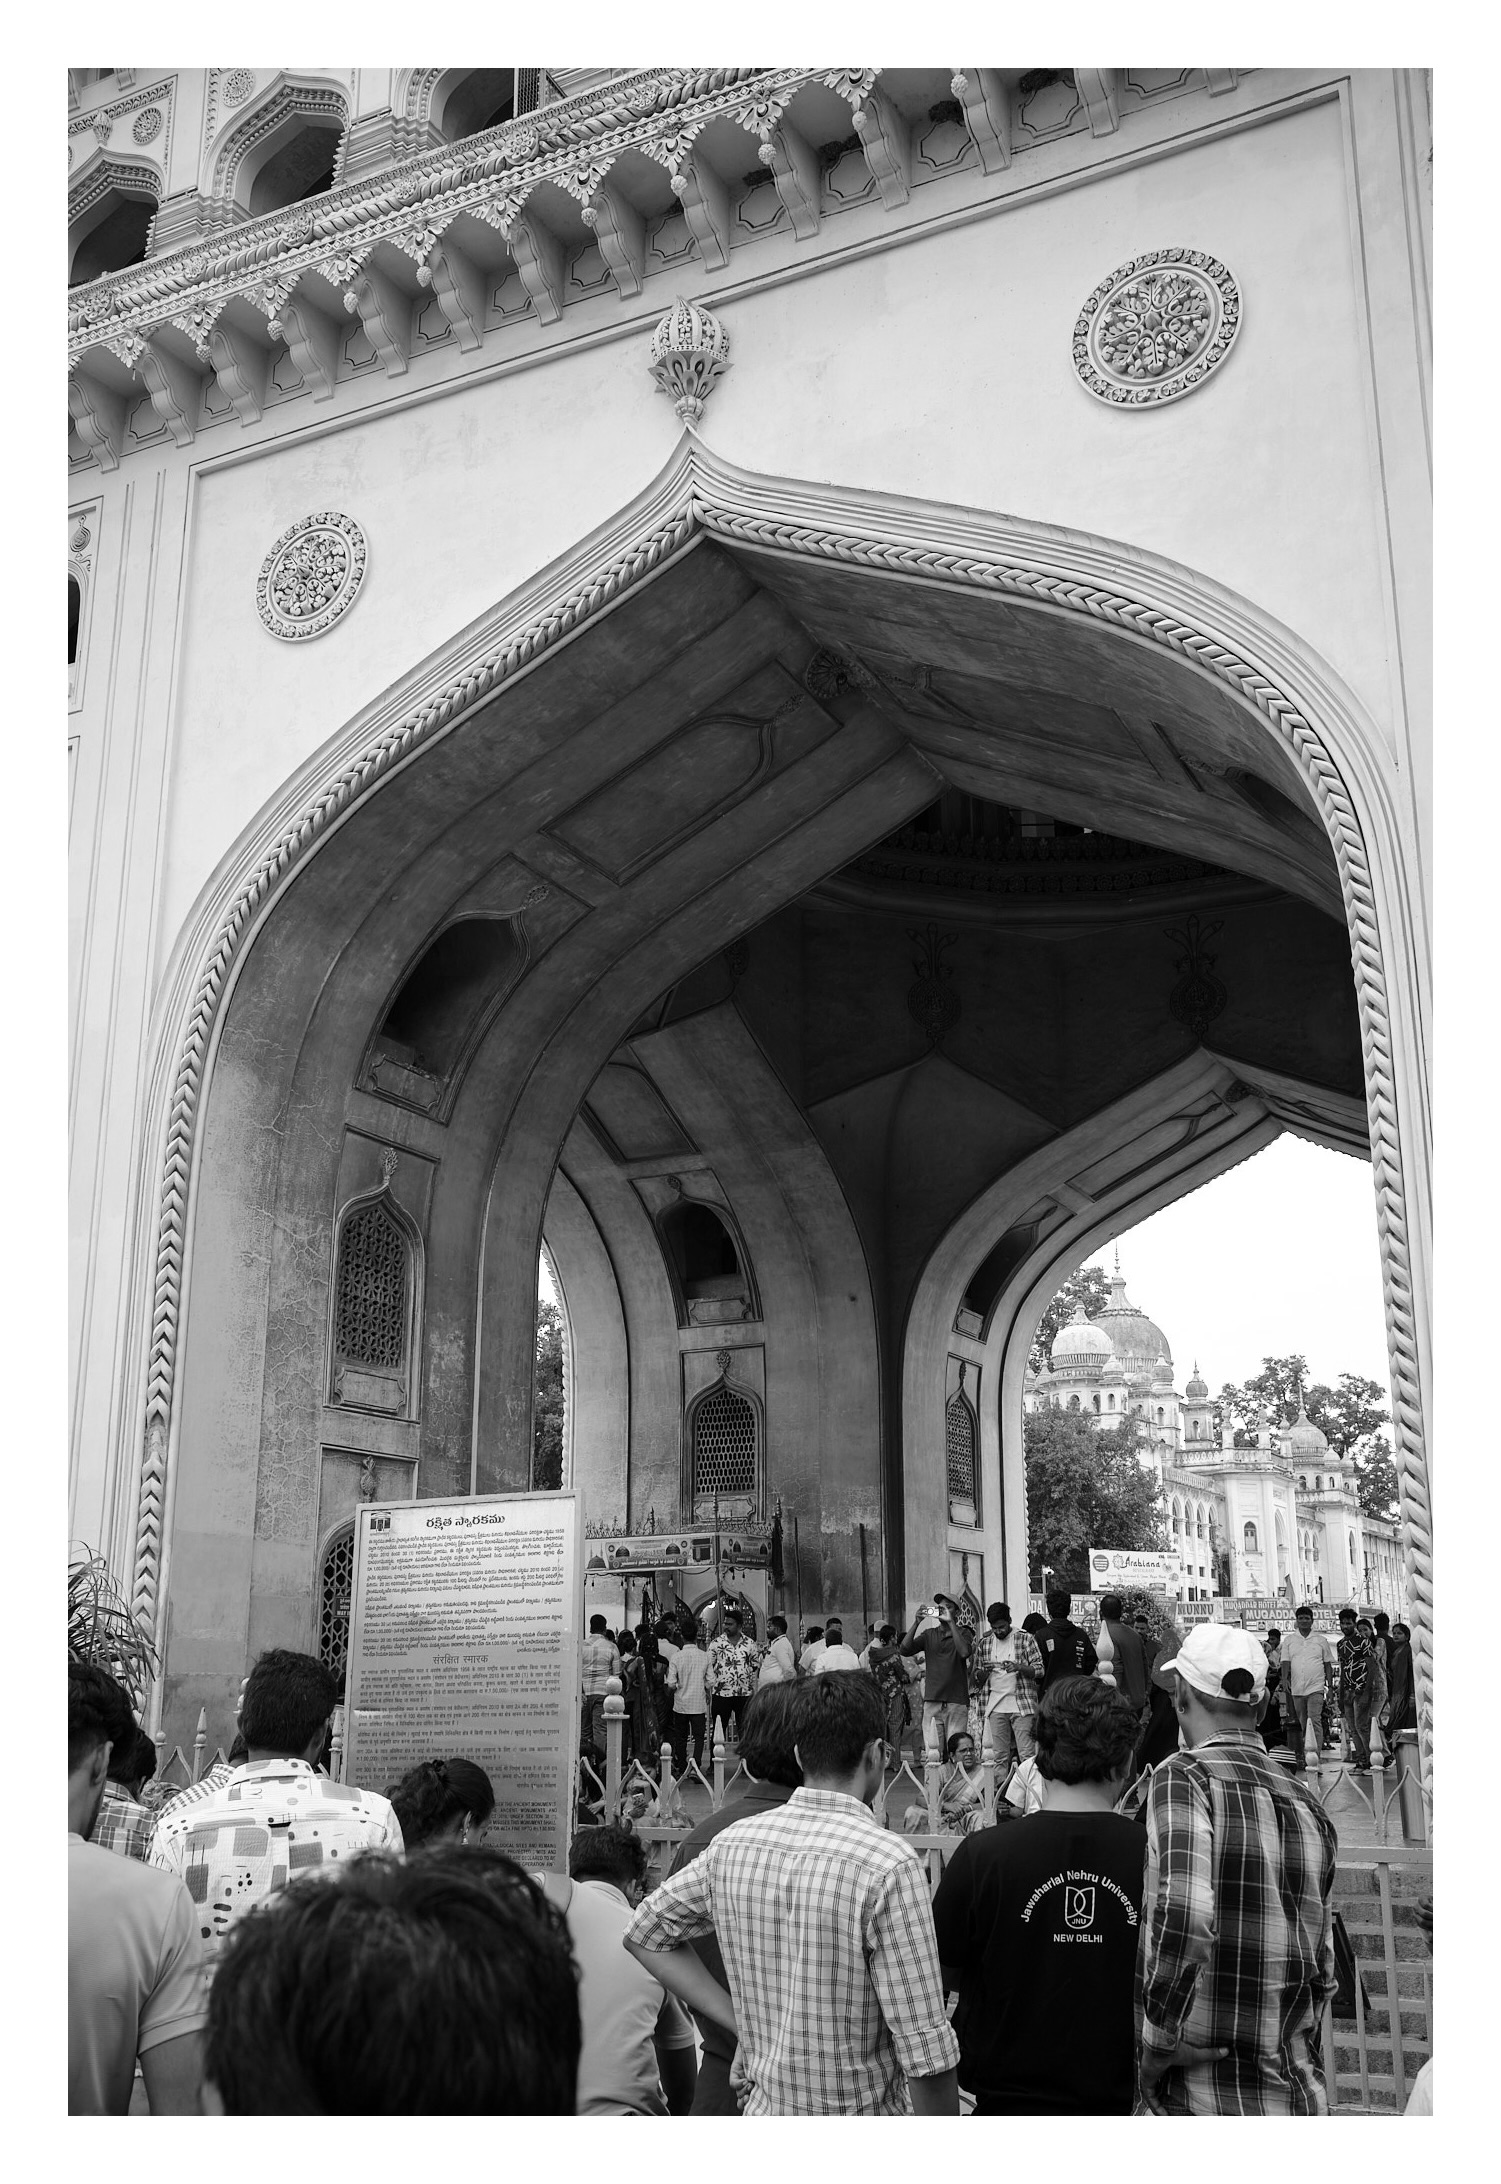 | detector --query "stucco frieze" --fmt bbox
[1072,247,1242,406]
